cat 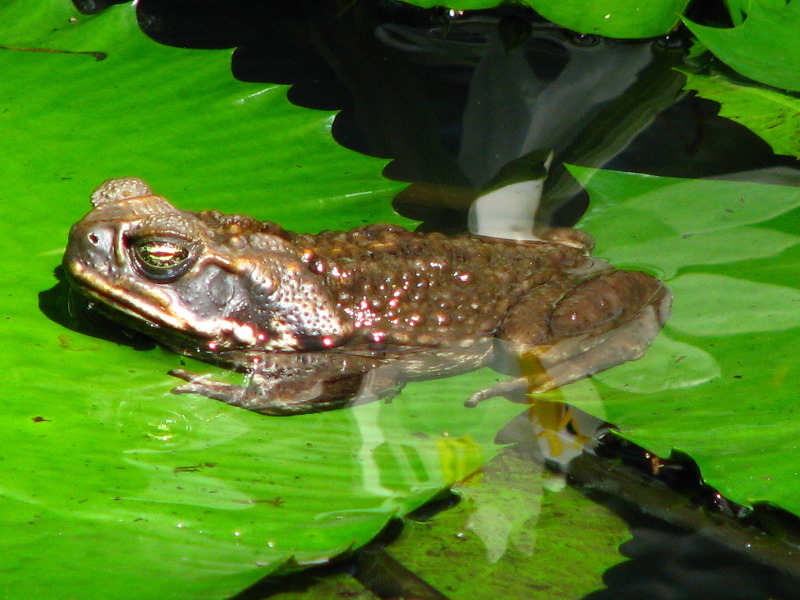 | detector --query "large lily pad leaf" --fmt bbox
[564,166,800,514]
[683,0,800,92]
[0,2,524,599]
